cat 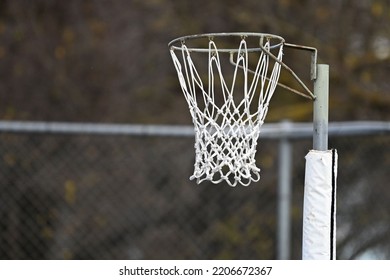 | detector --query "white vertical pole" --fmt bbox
[302,64,336,260]
[313,64,329,151]
[277,124,292,259]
